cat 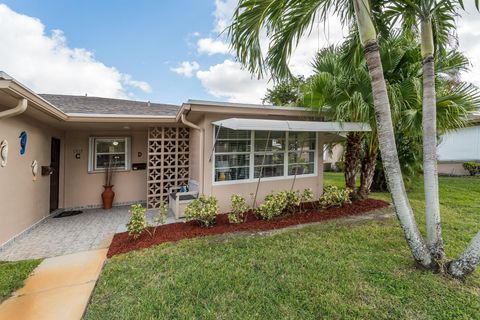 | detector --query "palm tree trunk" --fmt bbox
[363,40,432,268]
[447,231,480,278]
[344,132,362,191]
[421,19,445,260]
[352,0,431,267]
[358,146,377,199]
